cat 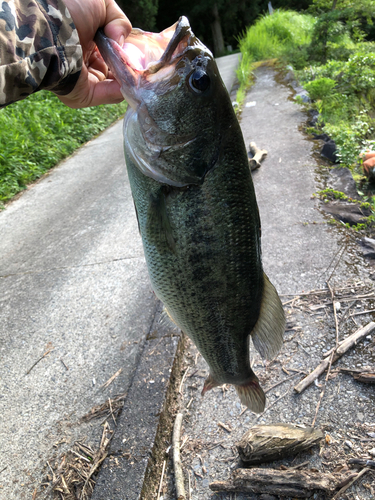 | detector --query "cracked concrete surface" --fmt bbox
[0,120,158,499]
